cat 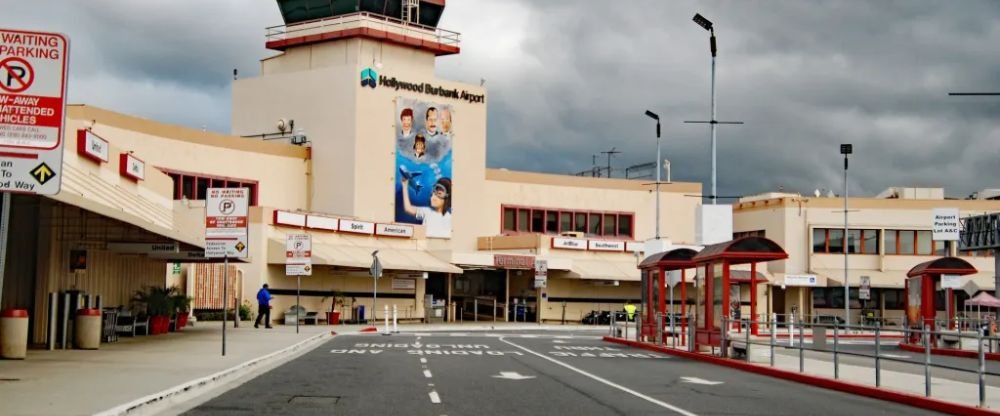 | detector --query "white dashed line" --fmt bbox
[420,358,428,364]
[500,337,698,416]
[429,391,441,404]
[424,369,433,378]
